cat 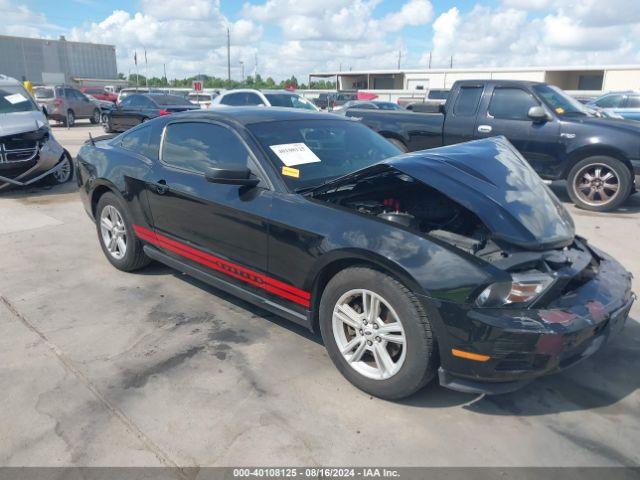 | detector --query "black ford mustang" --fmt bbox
[76,108,634,399]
